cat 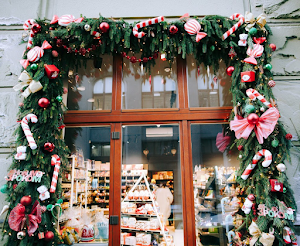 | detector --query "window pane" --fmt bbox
[63,127,111,243]
[67,55,113,110]
[122,55,178,109]
[191,124,239,246]
[187,56,232,107]
[121,125,184,246]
